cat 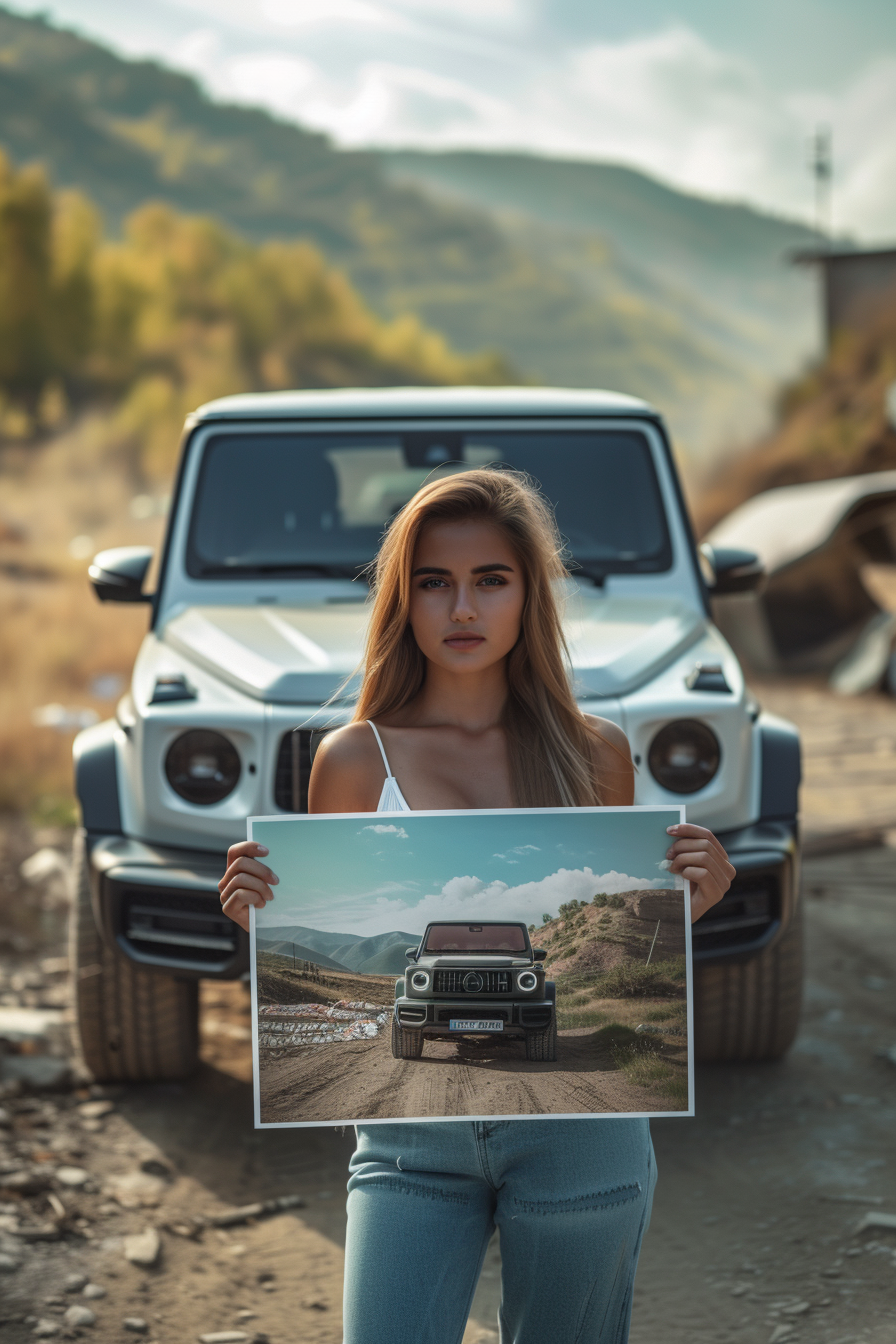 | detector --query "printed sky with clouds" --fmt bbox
[19,0,896,238]
[251,807,684,940]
